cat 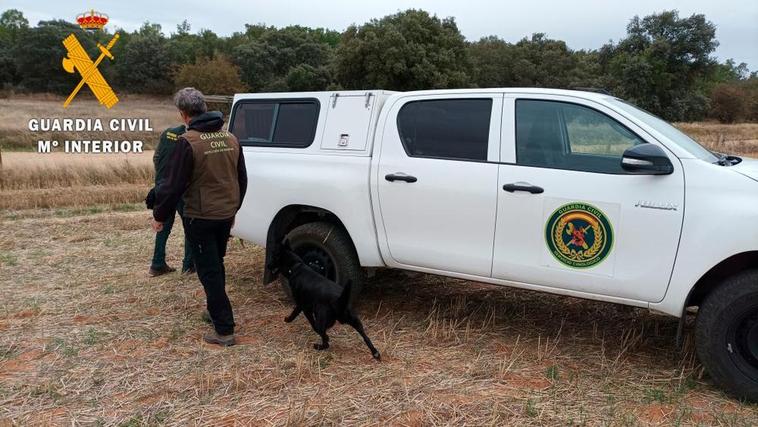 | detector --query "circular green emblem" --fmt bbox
[545,203,614,269]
